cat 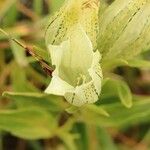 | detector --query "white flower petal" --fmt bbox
[65,81,99,107]
[48,40,70,69]
[46,24,103,107]
[64,50,102,107]
[45,75,73,96]
[48,25,94,86]
[88,51,103,94]
[69,24,93,73]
